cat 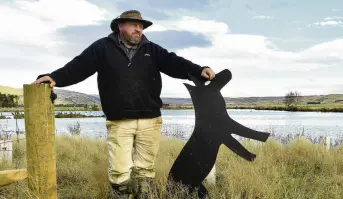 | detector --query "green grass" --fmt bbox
[0,136,342,199]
